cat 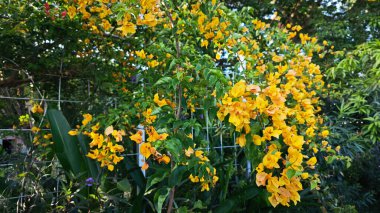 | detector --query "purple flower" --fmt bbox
[86,177,94,186]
